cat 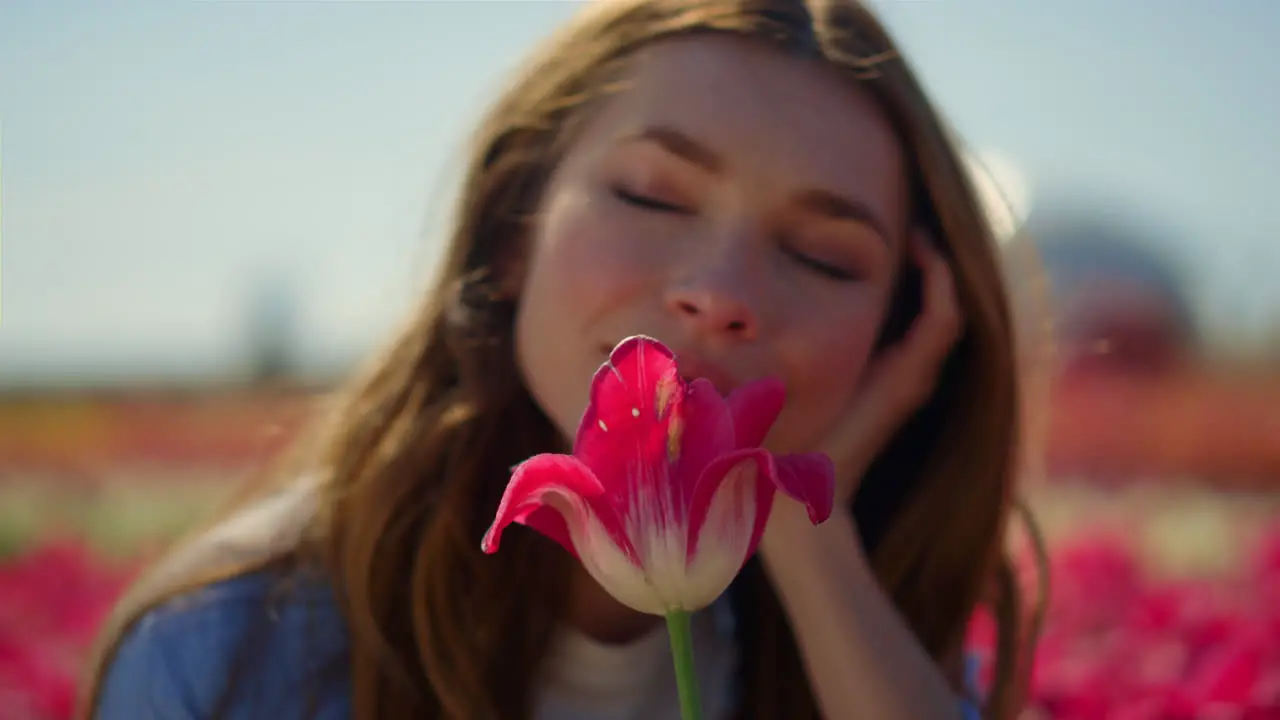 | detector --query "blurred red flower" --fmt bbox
[966,523,1280,719]
[1,540,140,720]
